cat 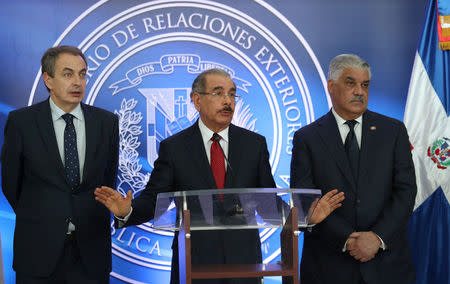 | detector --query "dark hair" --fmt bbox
[41,46,87,92]
[190,68,232,99]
